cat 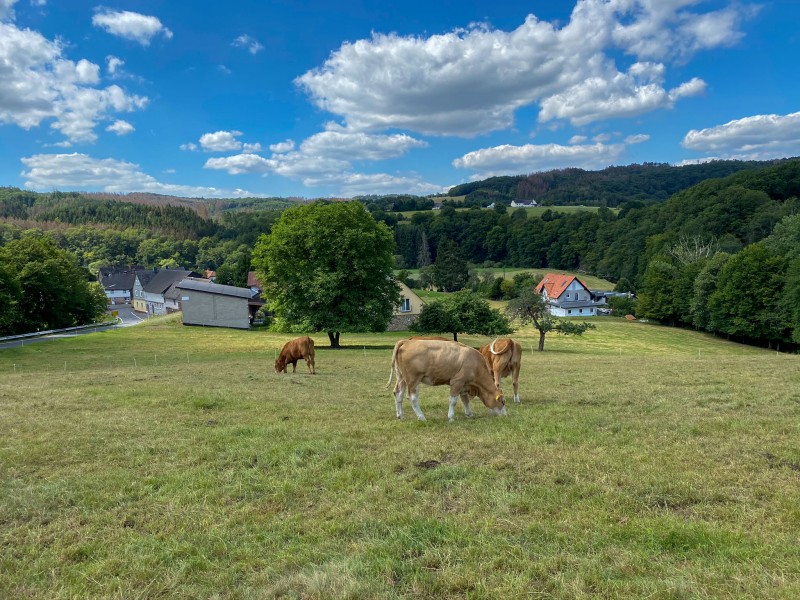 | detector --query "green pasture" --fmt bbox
[1,316,798,598]
[404,269,615,292]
